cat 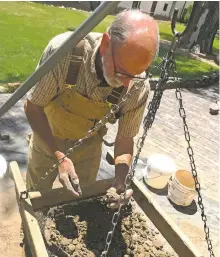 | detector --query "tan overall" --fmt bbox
[26,39,123,191]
